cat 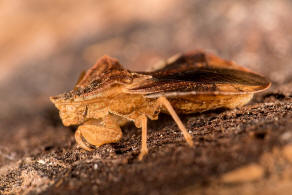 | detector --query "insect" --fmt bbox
[50,51,271,160]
